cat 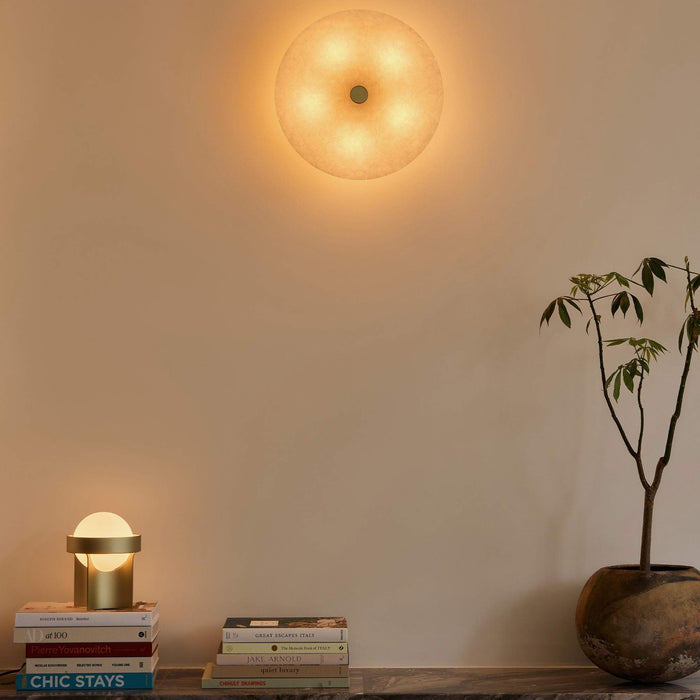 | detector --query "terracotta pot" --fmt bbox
[576,565,700,682]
